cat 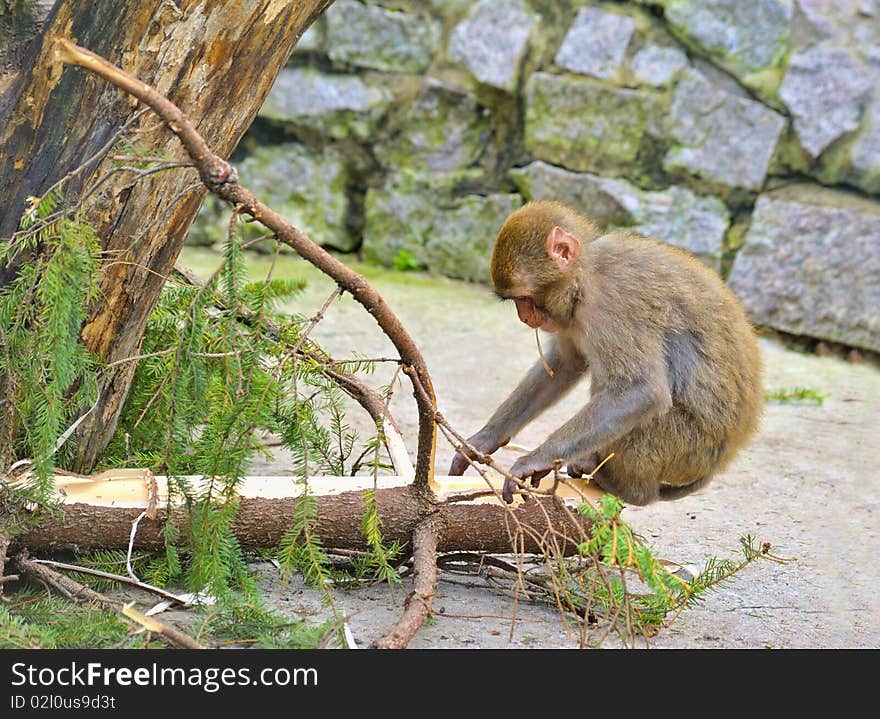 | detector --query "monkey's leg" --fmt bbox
[588,469,661,506]
[564,452,659,504]
[658,476,712,500]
